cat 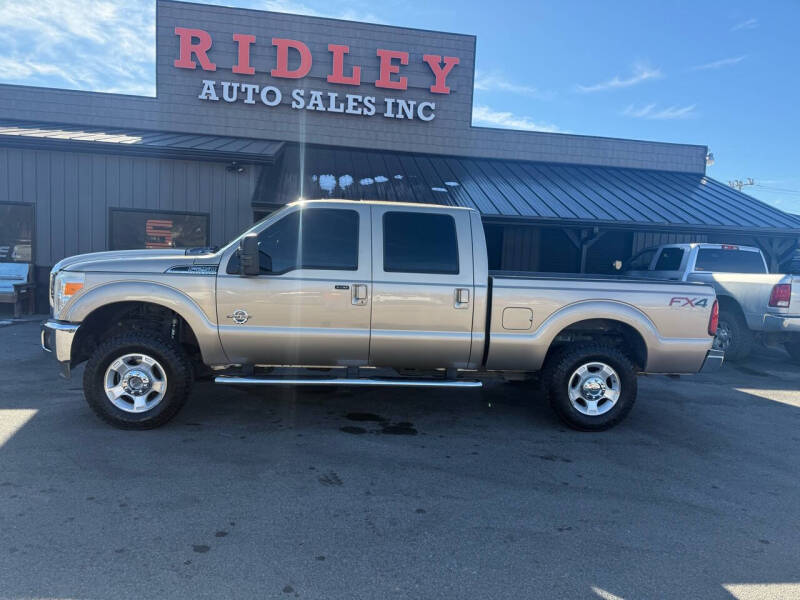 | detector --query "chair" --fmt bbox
[0,263,36,317]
